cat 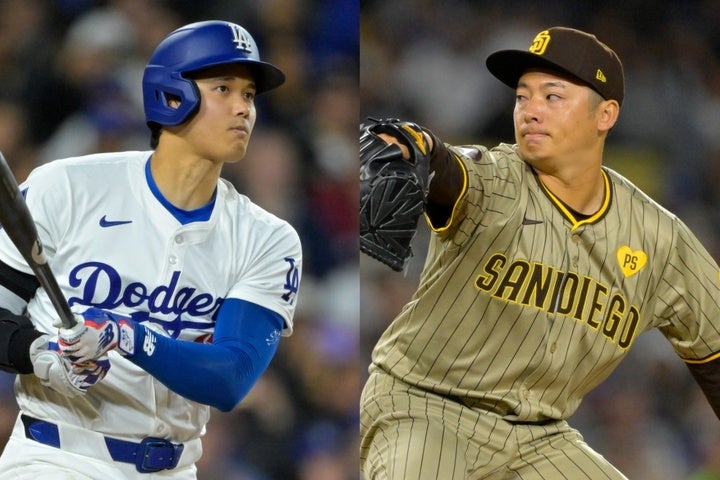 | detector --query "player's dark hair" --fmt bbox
[588,89,605,114]
[149,123,161,149]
